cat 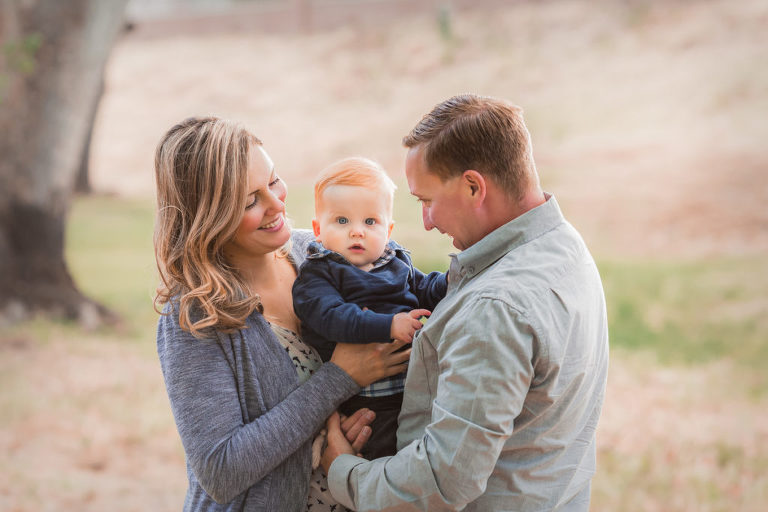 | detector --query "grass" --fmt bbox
[65,194,158,341]
[600,258,768,372]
